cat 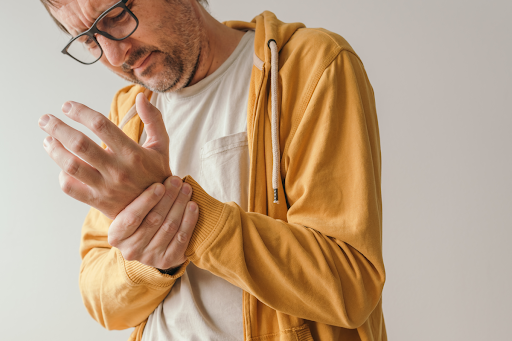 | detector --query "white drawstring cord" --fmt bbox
[268,39,280,204]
